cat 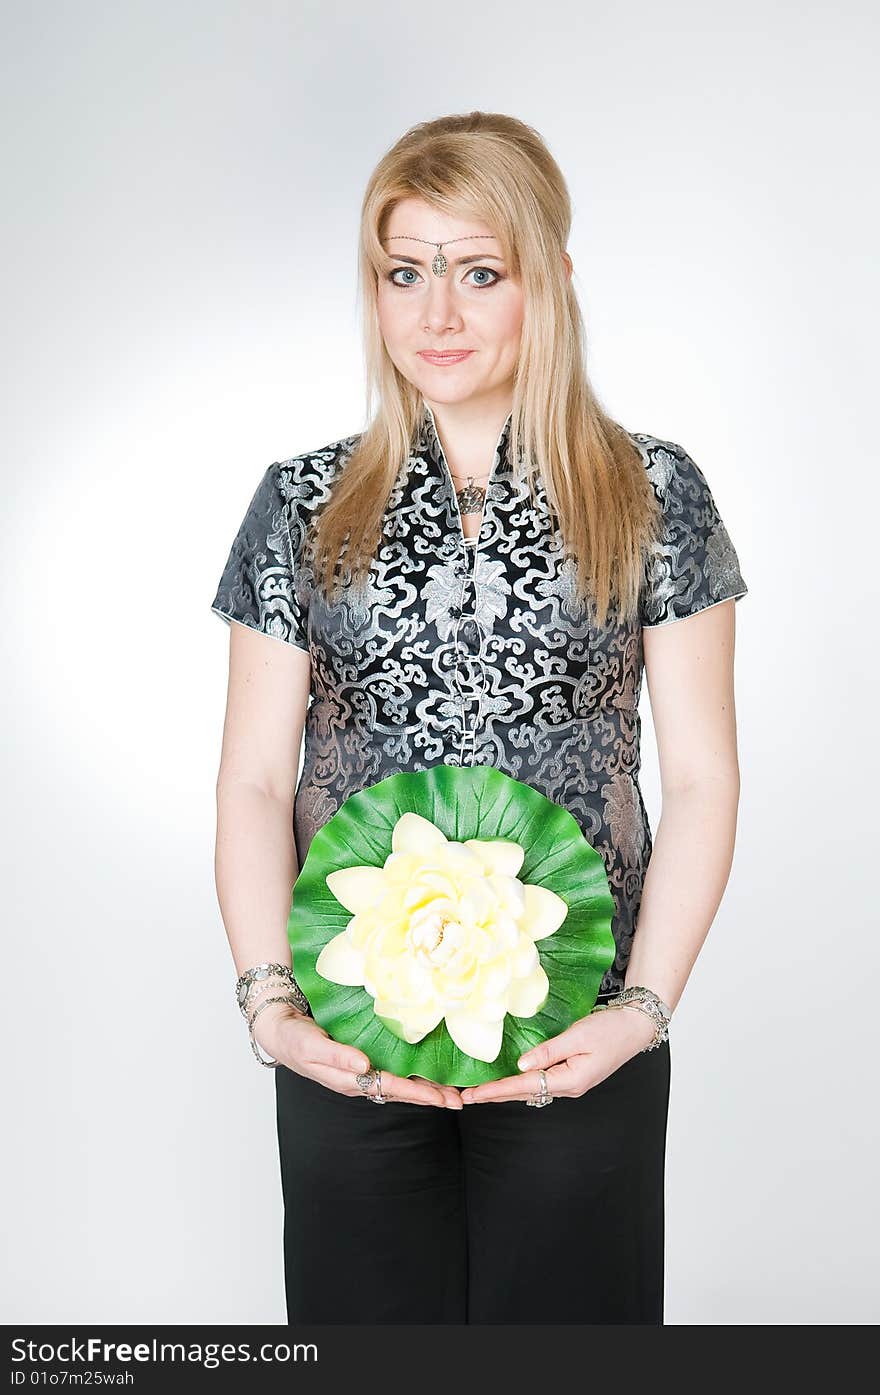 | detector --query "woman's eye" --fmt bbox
[386,266,501,288]
[467,267,499,287]
[388,267,420,286]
